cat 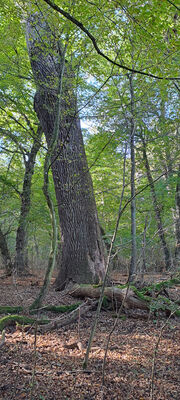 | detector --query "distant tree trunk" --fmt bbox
[160,101,173,179]
[140,214,149,277]
[129,73,136,281]
[14,127,42,275]
[175,164,180,264]
[0,226,12,273]
[26,10,105,289]
[141,136,171,271]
